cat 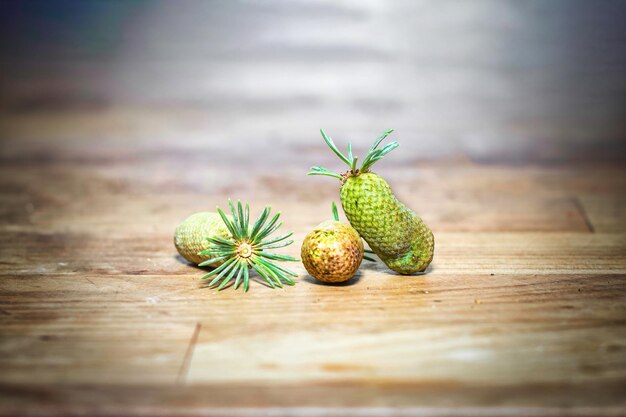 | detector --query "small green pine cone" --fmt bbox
[301,220,364,283]
[174,212,233,266]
